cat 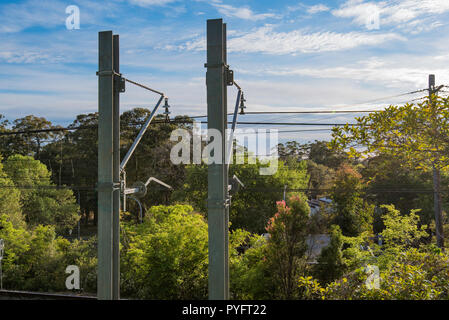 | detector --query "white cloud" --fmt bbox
[248,56,449,90]
[170,25,404,55]
[307,4,330,14]
[0,0,67,33]
[128,0,178,7]
[333,0,449,32]
[227,25,404,54]
[0,51,63,64]
[210,2,278,21]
